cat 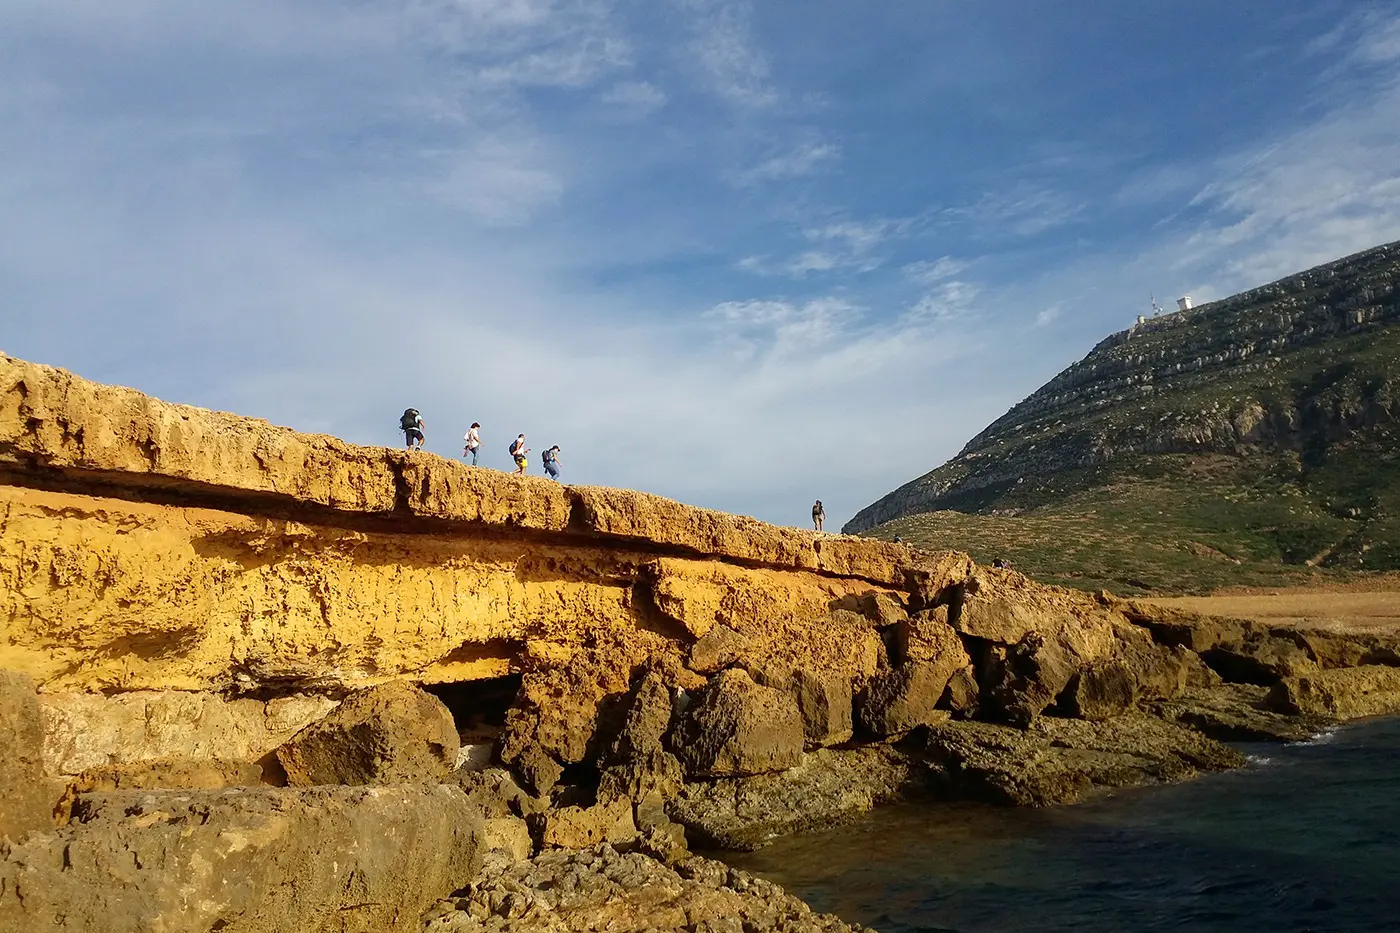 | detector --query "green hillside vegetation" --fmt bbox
[851,241,1400,595]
